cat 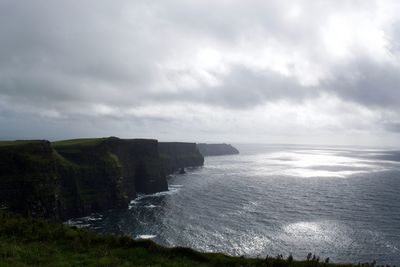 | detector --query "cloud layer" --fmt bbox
[1,0,400,146]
